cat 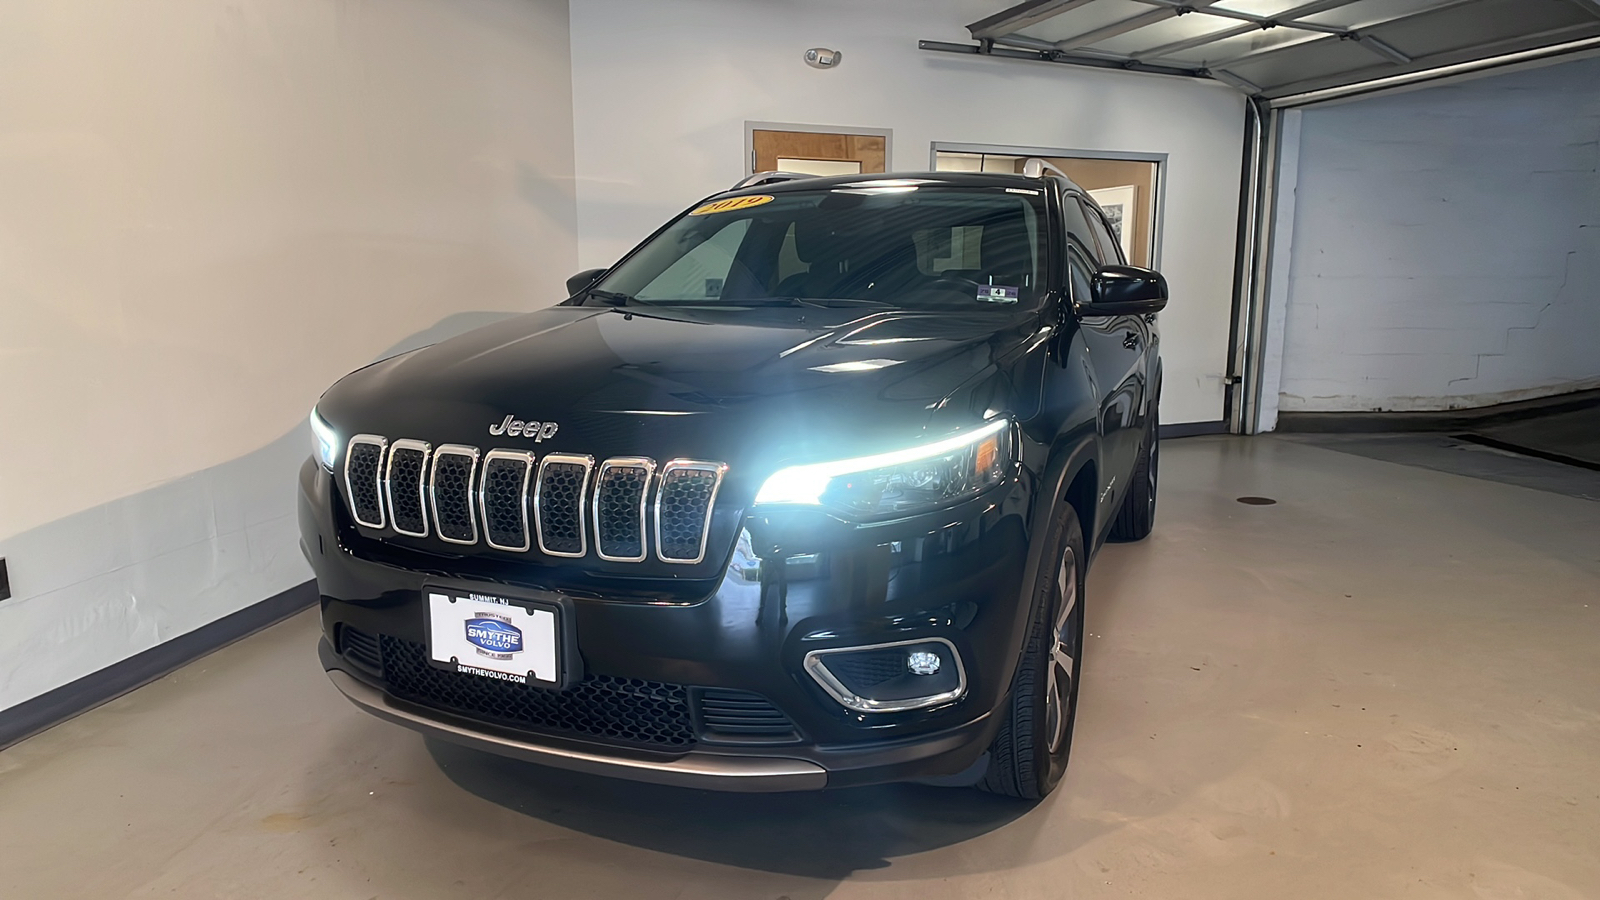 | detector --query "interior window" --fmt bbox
[634,219,753,301]
[914,225,986,274]
[774,222,809,287]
